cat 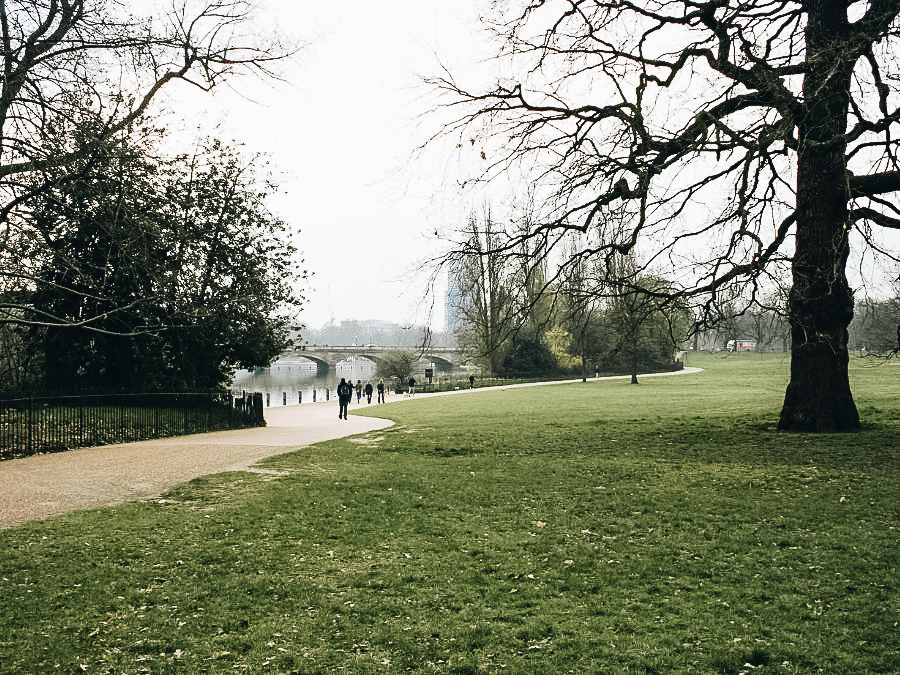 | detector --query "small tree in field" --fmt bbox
[377,350,419,388]
[430,0,900,431]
